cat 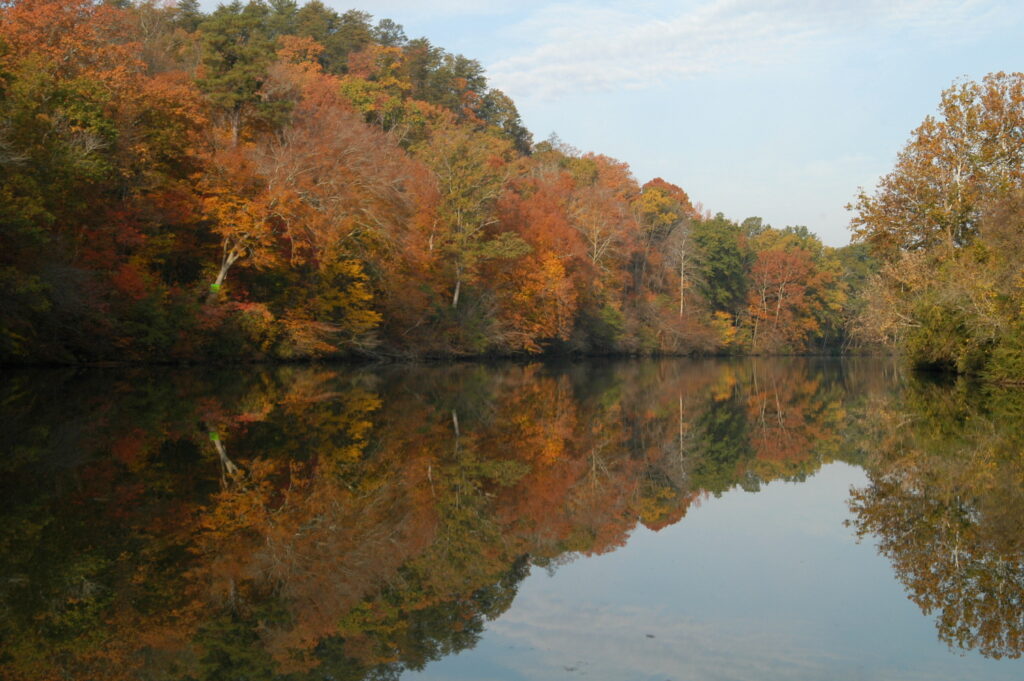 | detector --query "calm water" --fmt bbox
[1,358,1022,680]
